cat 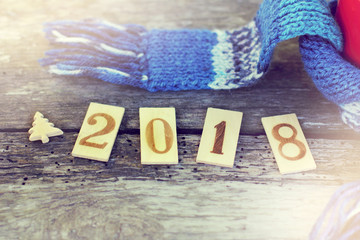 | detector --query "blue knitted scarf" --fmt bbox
[40,0,360,132]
